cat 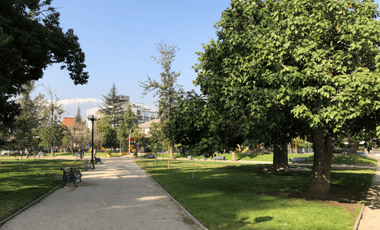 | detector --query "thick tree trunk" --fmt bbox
[273,140,288,170]
[232,151,236,161]
[50,146,54,157]
[308,127,336,197]
[351,141,359,154]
